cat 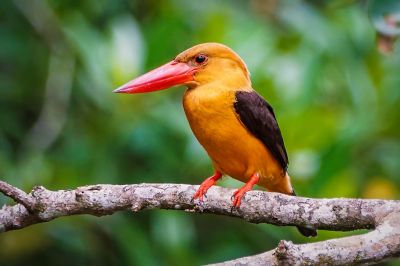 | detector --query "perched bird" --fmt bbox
[114,43,317,237]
